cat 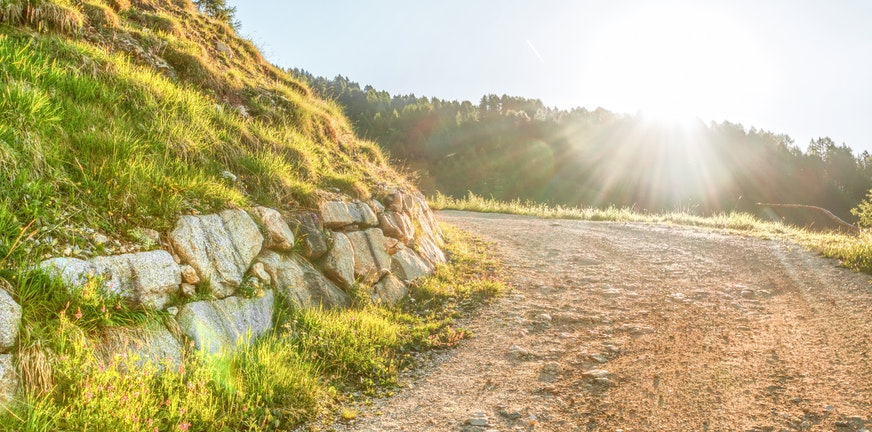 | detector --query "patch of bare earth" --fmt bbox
[339,210,872,431]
